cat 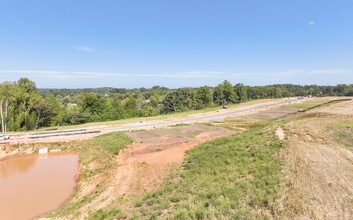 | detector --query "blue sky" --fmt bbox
[0,0,352,88]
